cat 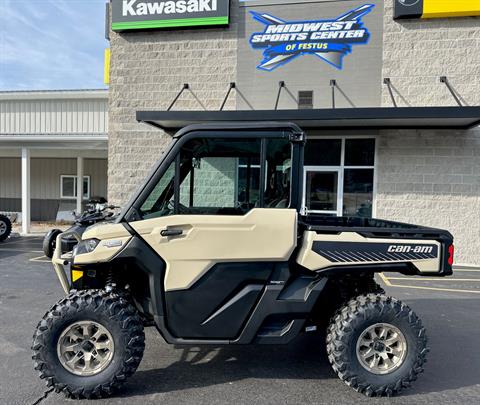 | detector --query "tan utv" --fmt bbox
[32,122,454,399]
